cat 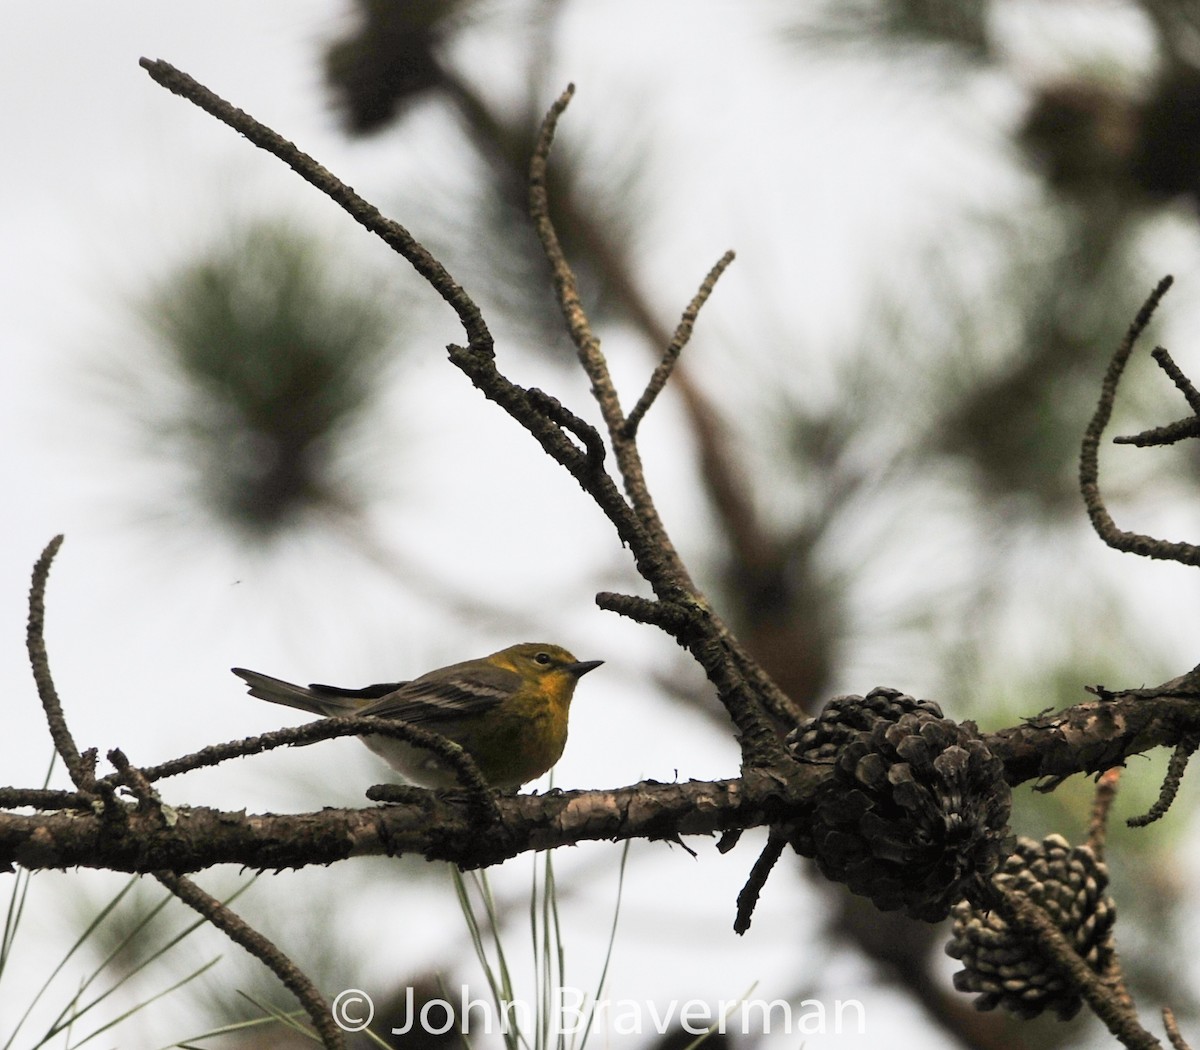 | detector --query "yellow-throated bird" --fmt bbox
[233,642,602,789]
